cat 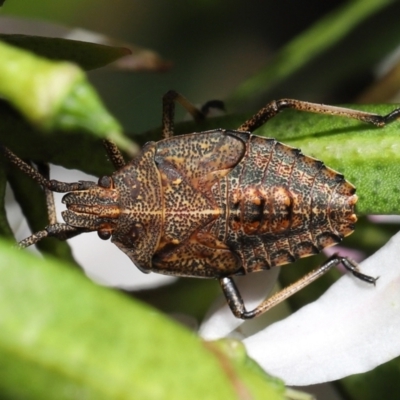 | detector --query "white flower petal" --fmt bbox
[243,232,400,386]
